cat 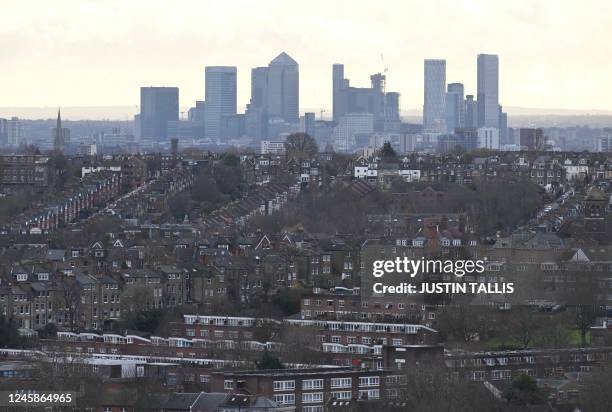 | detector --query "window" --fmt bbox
[491,370,512,380]
[302,392,324,403]
[472,371,485,381]
[359,376,379,387]
[392,339,402,346]
[331,377,351,388]
[303,379,324,390]
[224,380,234,390]
[331,391,352,400]
[273,380,295,391]
[359,389,380,399]
[273,394,295,405]
[303,407,324,412]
